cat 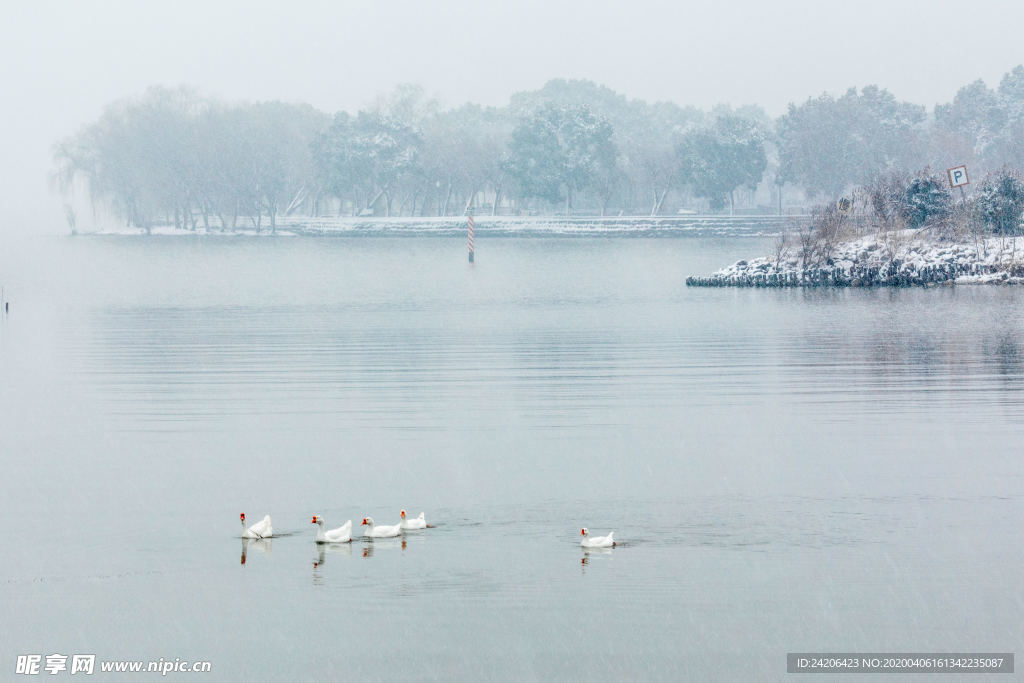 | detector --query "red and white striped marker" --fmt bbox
[467,211,475,263]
